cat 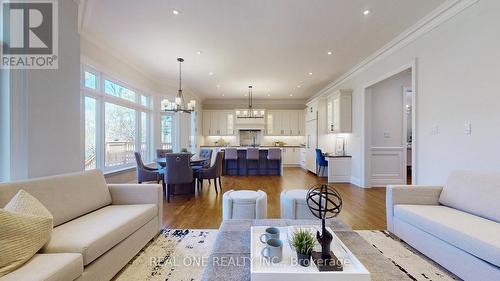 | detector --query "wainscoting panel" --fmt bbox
[370,147,405,187]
